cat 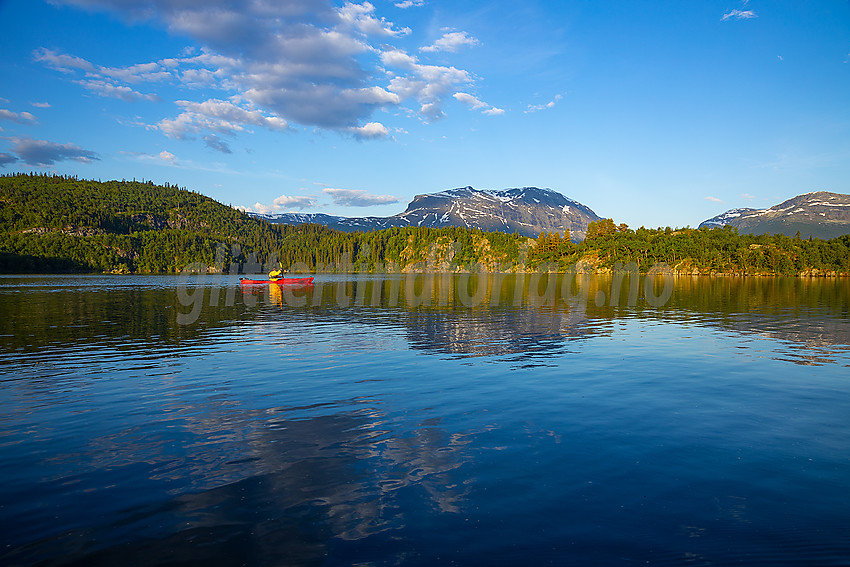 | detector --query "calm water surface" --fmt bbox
[1,274,849,566]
